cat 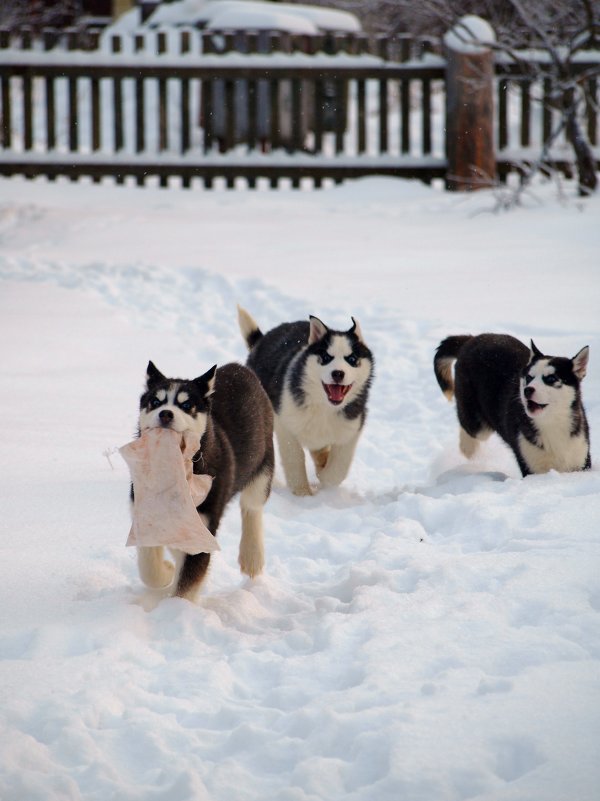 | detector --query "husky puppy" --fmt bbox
[134,360,274,601]
[238,307,374,495]
[434,333,590,476]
